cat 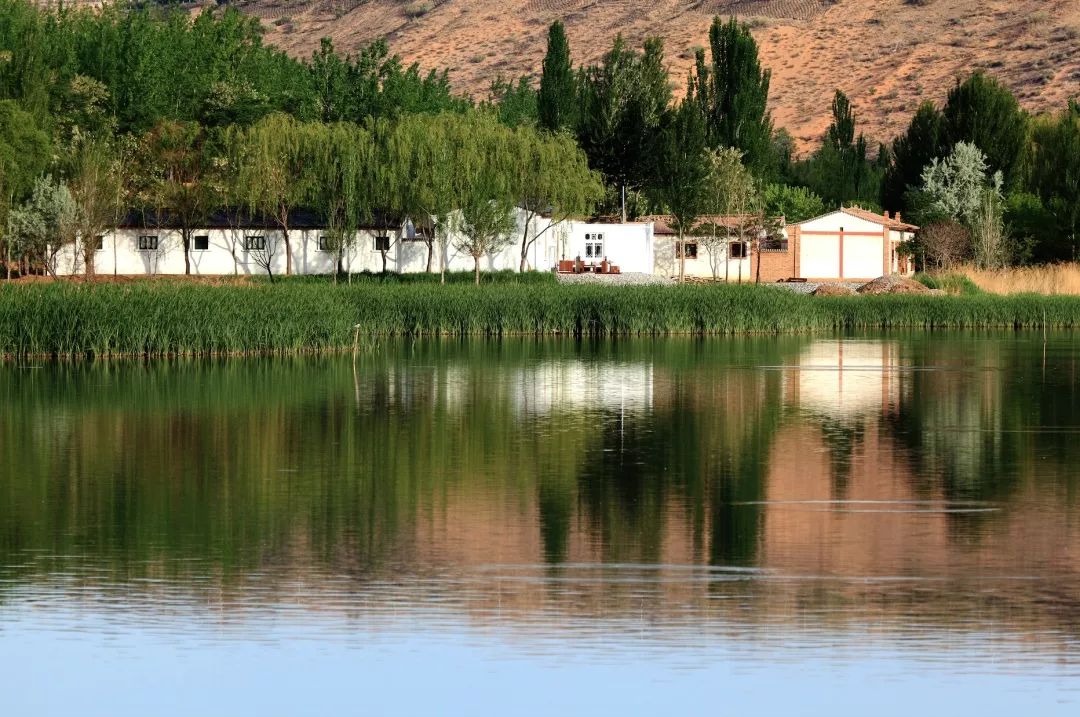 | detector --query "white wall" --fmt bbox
[798,211,888,280]
[50,209,567,277]
[560,222,654,274]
